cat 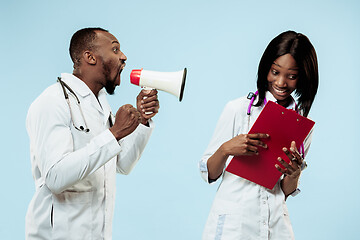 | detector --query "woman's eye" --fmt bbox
[289,74,298,80]
[272,70,278,75]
